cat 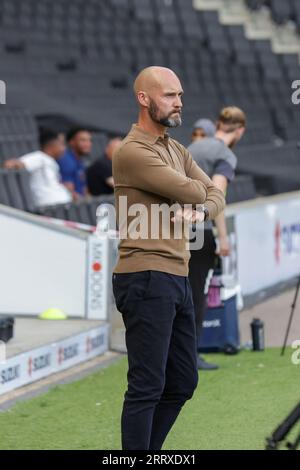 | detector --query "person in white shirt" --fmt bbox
[4,129,72,207]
